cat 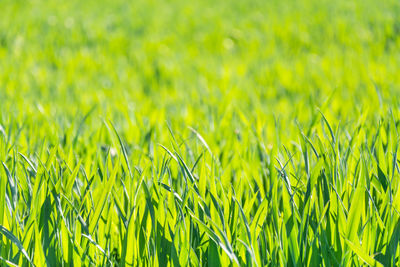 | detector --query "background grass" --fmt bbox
[1,0,400,265]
